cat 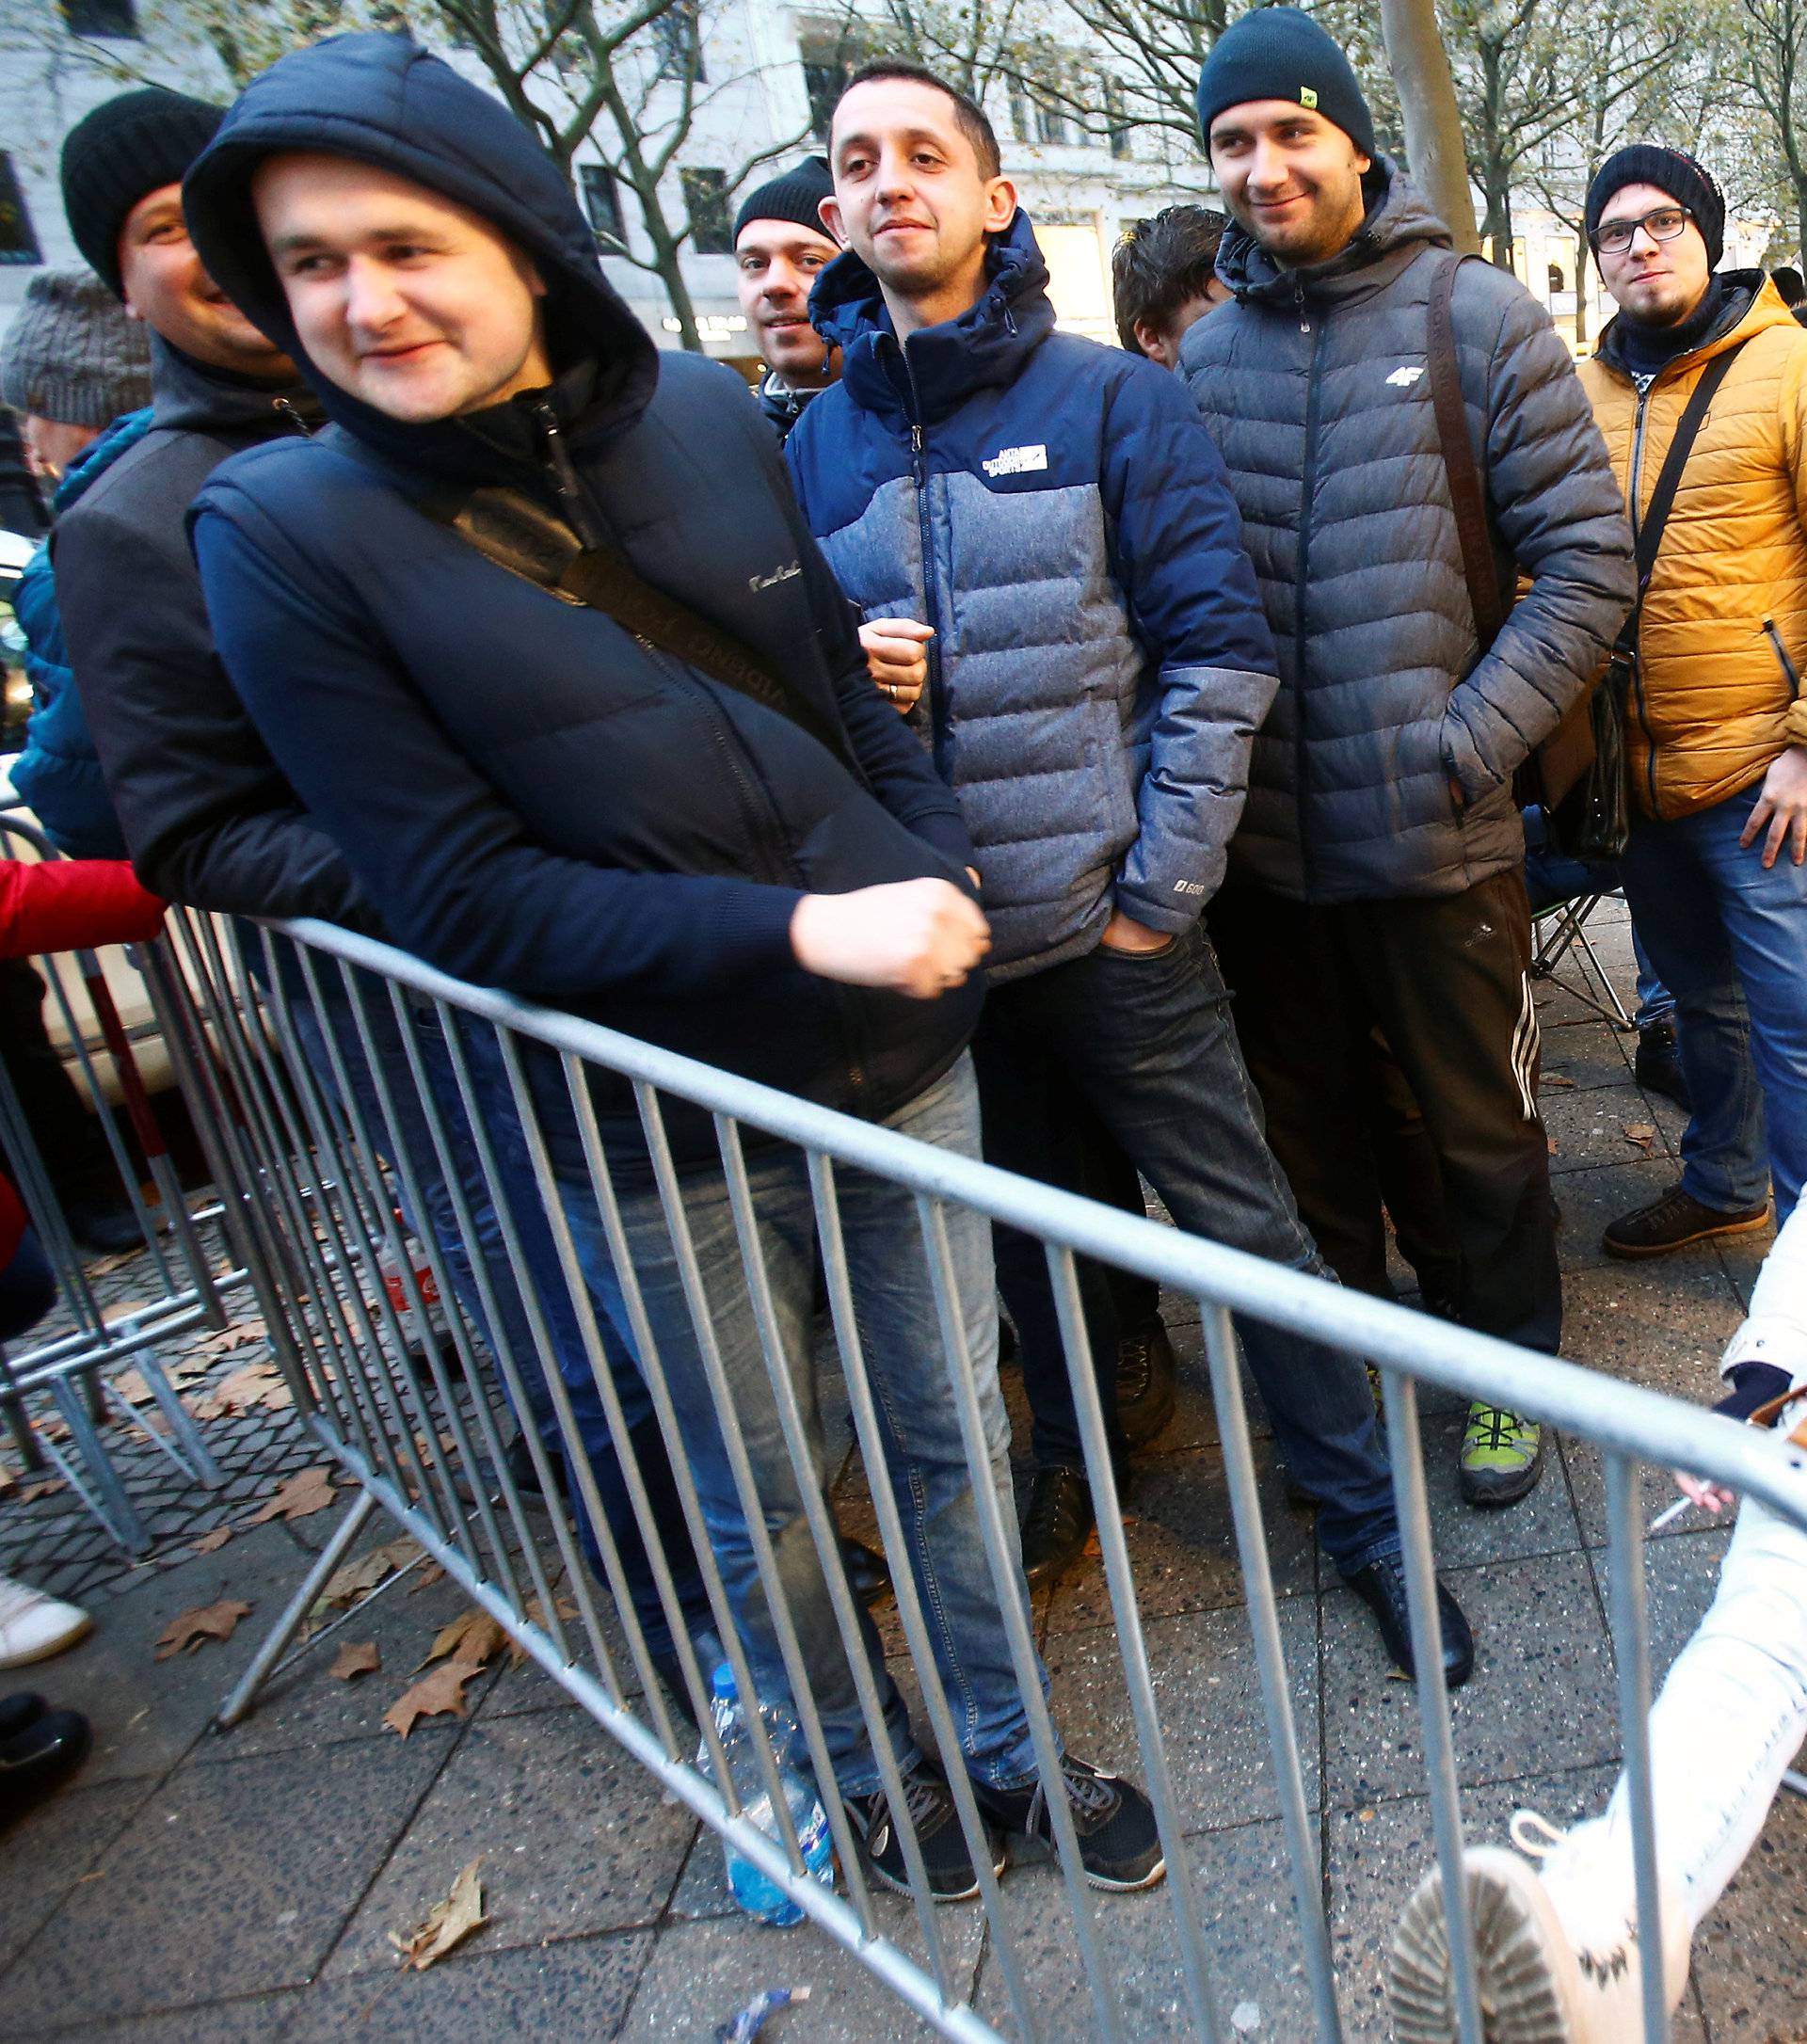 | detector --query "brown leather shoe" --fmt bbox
[1603,1183,1769,1260]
